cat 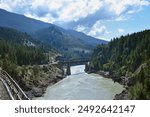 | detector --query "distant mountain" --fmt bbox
[32,26,93,60]
[0,8,107,60]
[0,8,50,33]
[33,26,89,50]
[67,30,108,46]
[0,8,107,46]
